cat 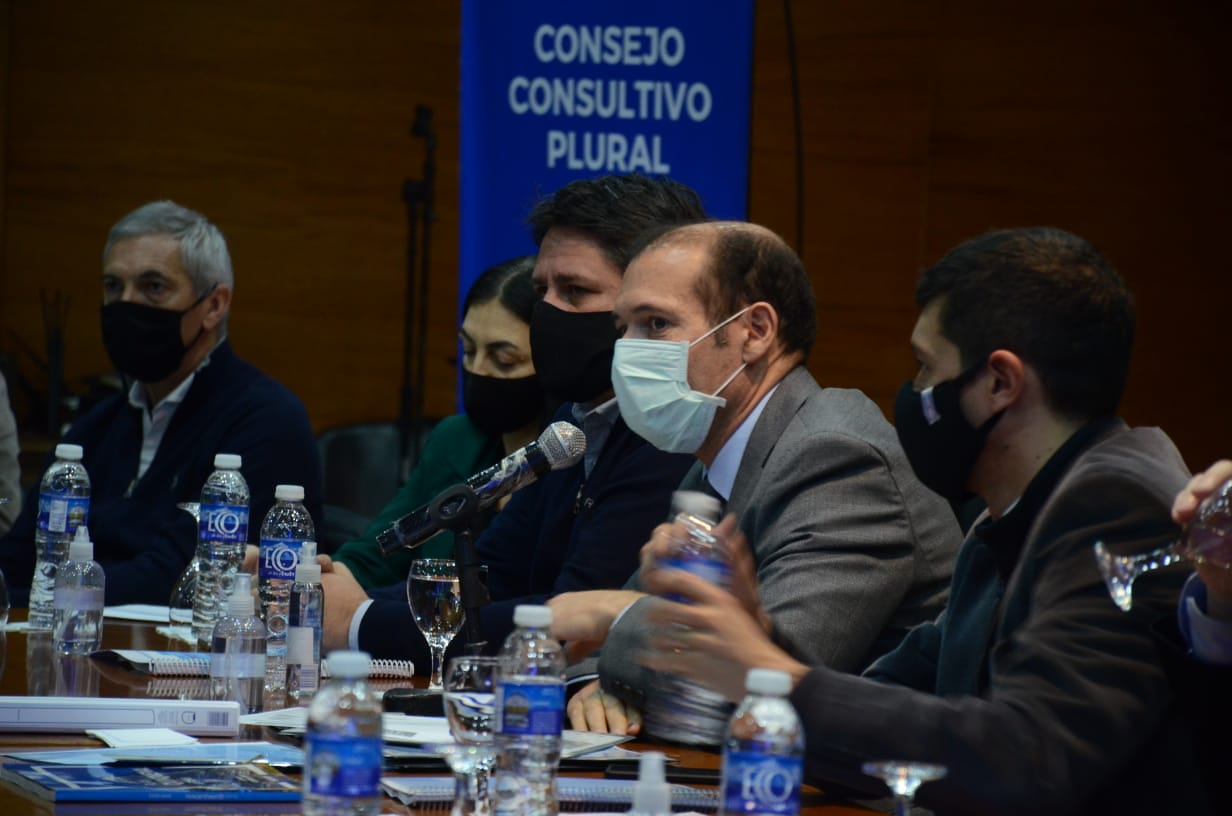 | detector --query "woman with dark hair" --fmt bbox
[332,255,551,589]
